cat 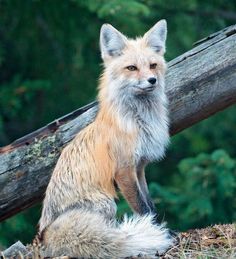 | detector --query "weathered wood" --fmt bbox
[0,25,236,222]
